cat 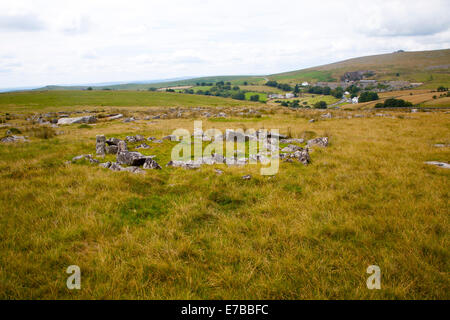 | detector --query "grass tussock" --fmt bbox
[27,126,56,139]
